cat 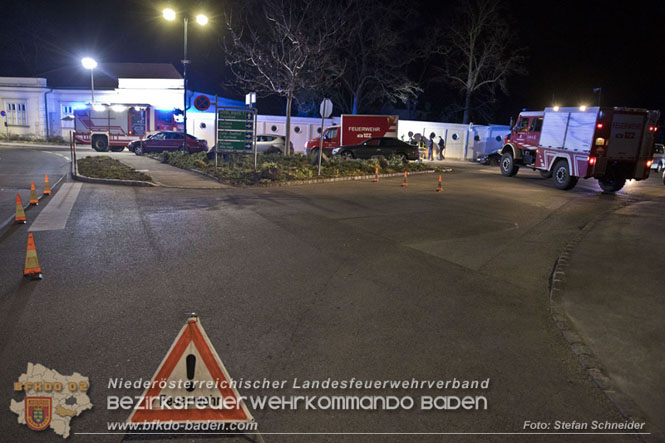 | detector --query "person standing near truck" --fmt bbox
[428,133,436,160]
[438,136,445,160]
